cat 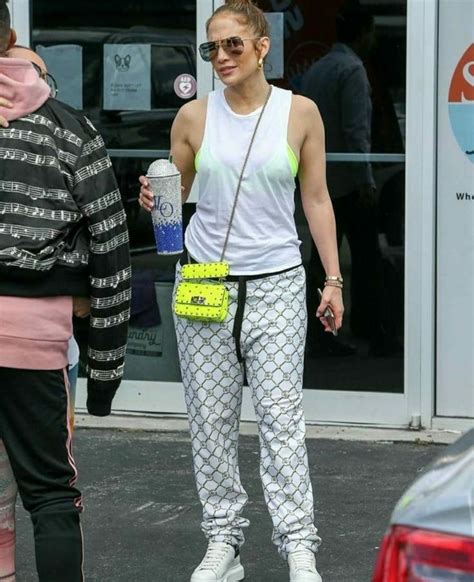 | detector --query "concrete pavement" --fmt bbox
[13,423,451,581]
